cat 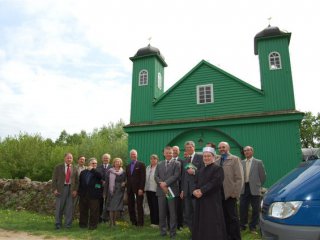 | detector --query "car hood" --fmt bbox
[264,159,320,202]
